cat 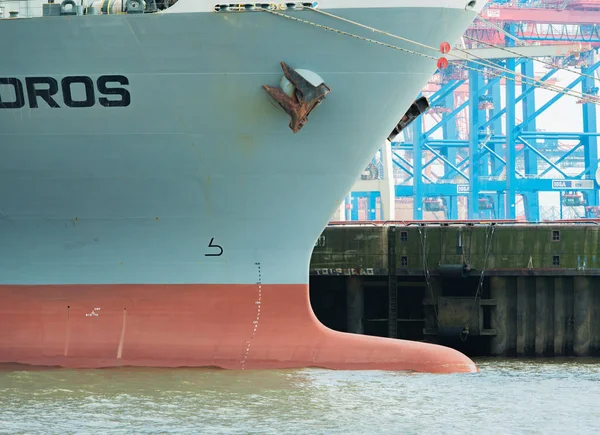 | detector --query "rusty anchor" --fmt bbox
[387,96,430,142]
[263,62,331,133]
